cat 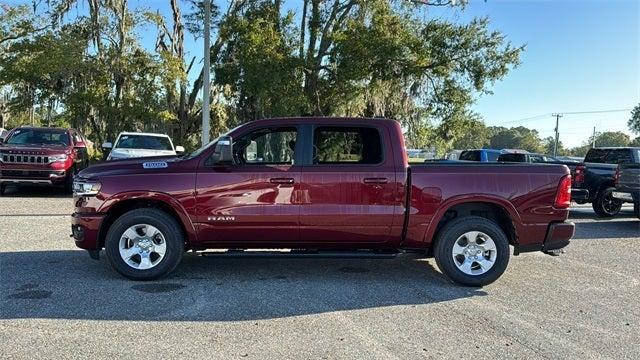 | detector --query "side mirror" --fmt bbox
[175,145,185,154]
[101,142,112,150]
[210,136,233,166]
